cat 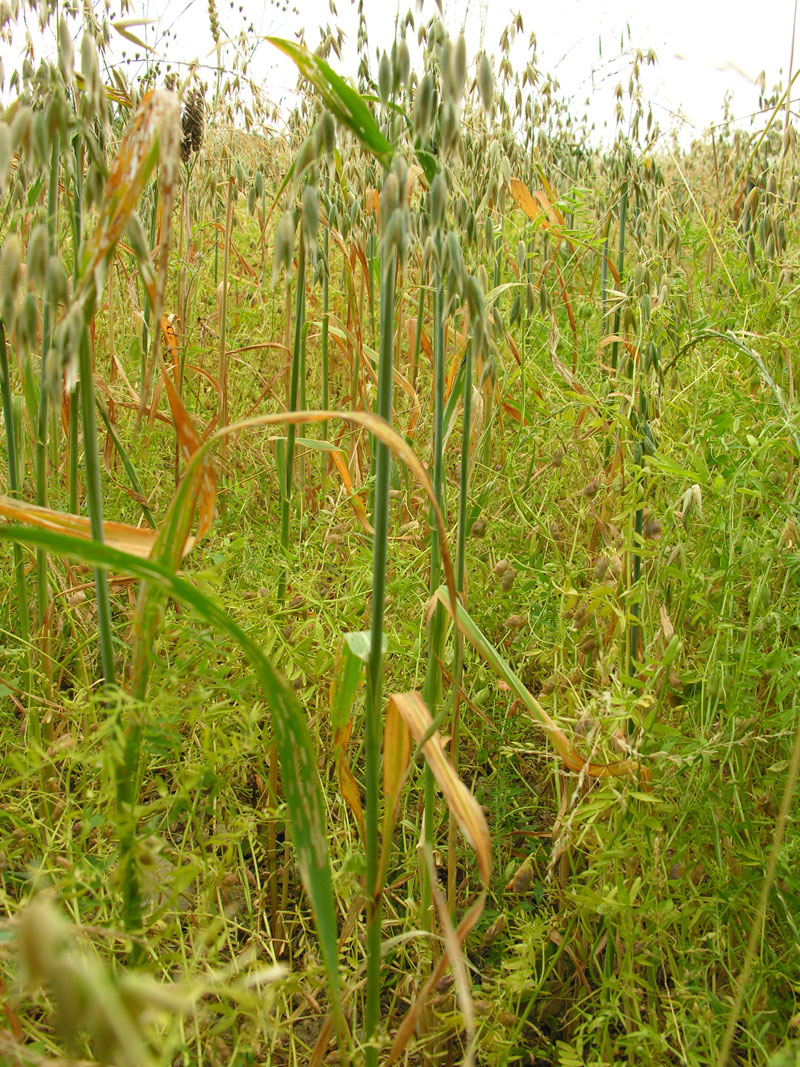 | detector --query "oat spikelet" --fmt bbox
[181,89,205,163]
[207,0,220,46]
